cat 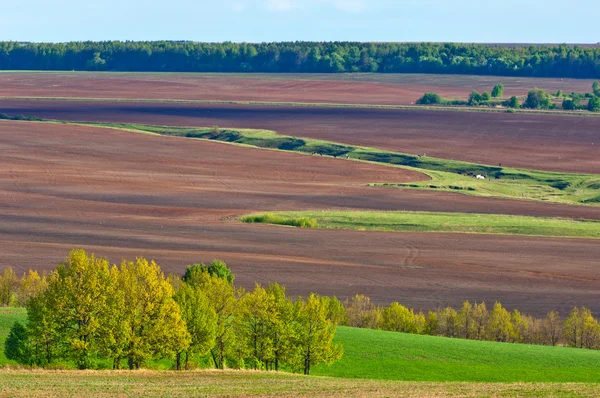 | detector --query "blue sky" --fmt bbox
[1,0,597,43]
